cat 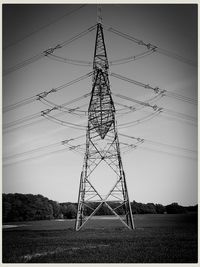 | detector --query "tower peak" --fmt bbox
[97,5,102,24]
